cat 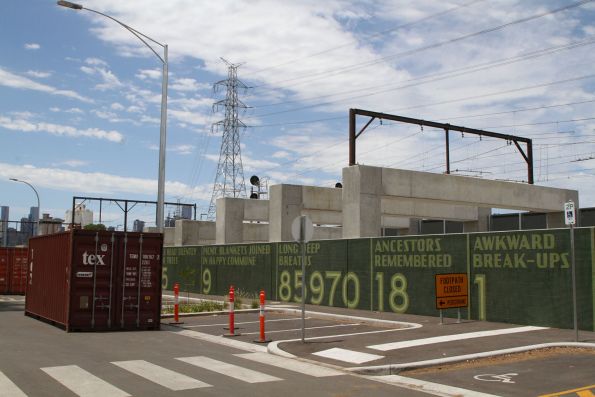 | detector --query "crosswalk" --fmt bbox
[1,352,344,396]
[0,296,25,302]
